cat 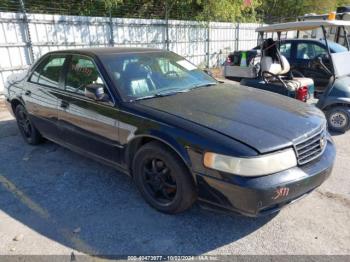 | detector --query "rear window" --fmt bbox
[30,55,66,88]
[280,42,292,59]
